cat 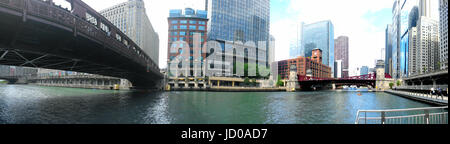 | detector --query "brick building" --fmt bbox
[278,49,331,80]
